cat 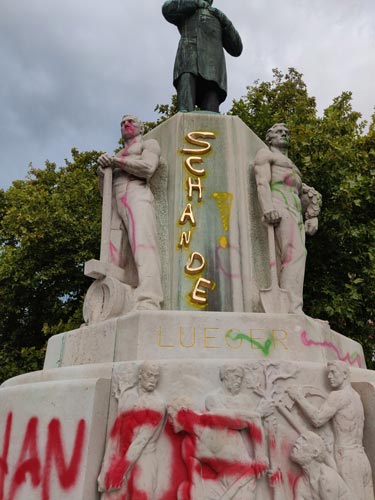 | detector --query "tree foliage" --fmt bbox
[0,68,373,382]
[0,149,102,381]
